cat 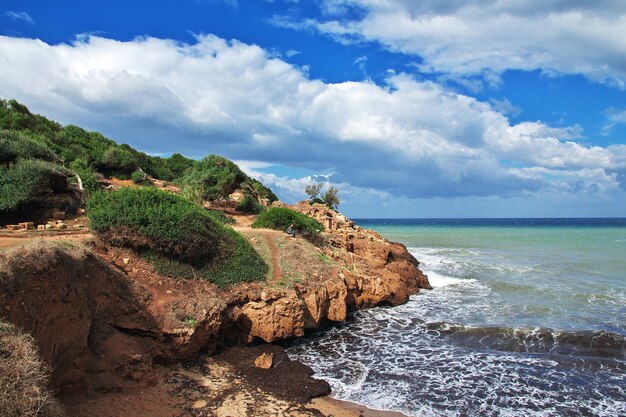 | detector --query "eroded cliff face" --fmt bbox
[226,202,431,344]
[0,206,430,395]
